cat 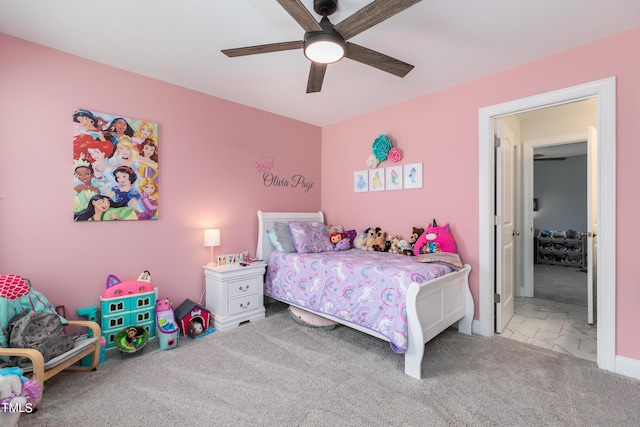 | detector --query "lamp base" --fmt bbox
[206,261,218,267]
